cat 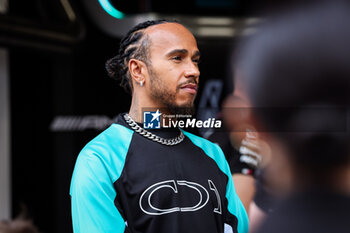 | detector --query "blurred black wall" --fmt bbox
[7,1,129,232]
